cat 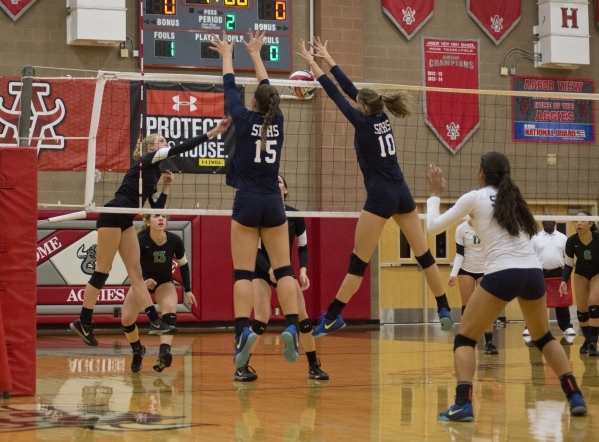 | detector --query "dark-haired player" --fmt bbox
[210,30,300,369]
[298,38,453,336]
[70,120,230,346]
[560,210,599,356]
